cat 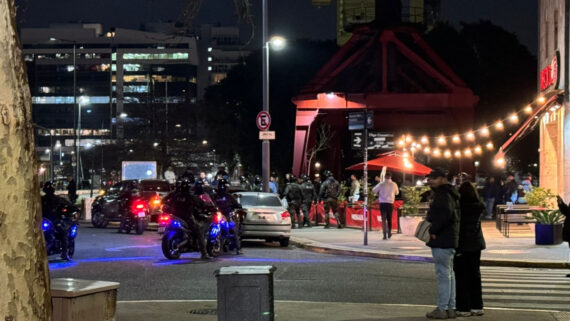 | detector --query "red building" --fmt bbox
[291,25,479,177]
